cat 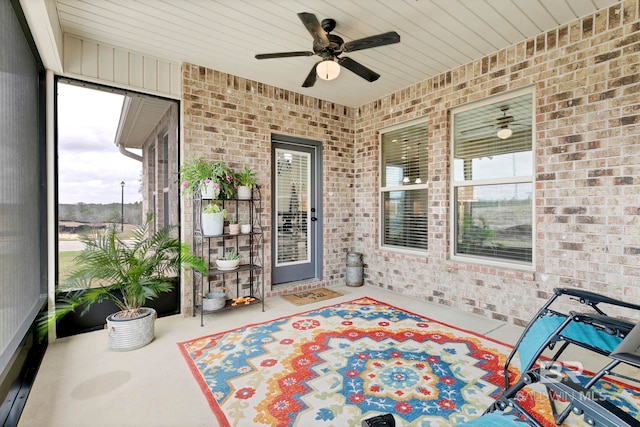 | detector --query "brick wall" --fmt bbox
[142,103,180,229]
[182,0,639,324]
[354,0,640,325]
[181,67,354,314]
